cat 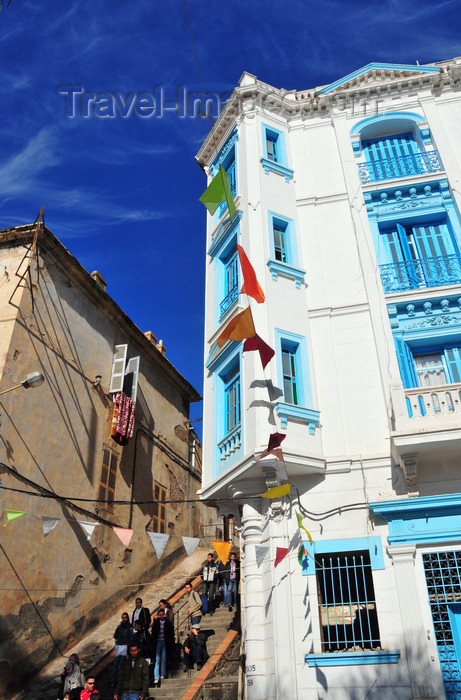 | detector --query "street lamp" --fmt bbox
[0,372,45,396]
